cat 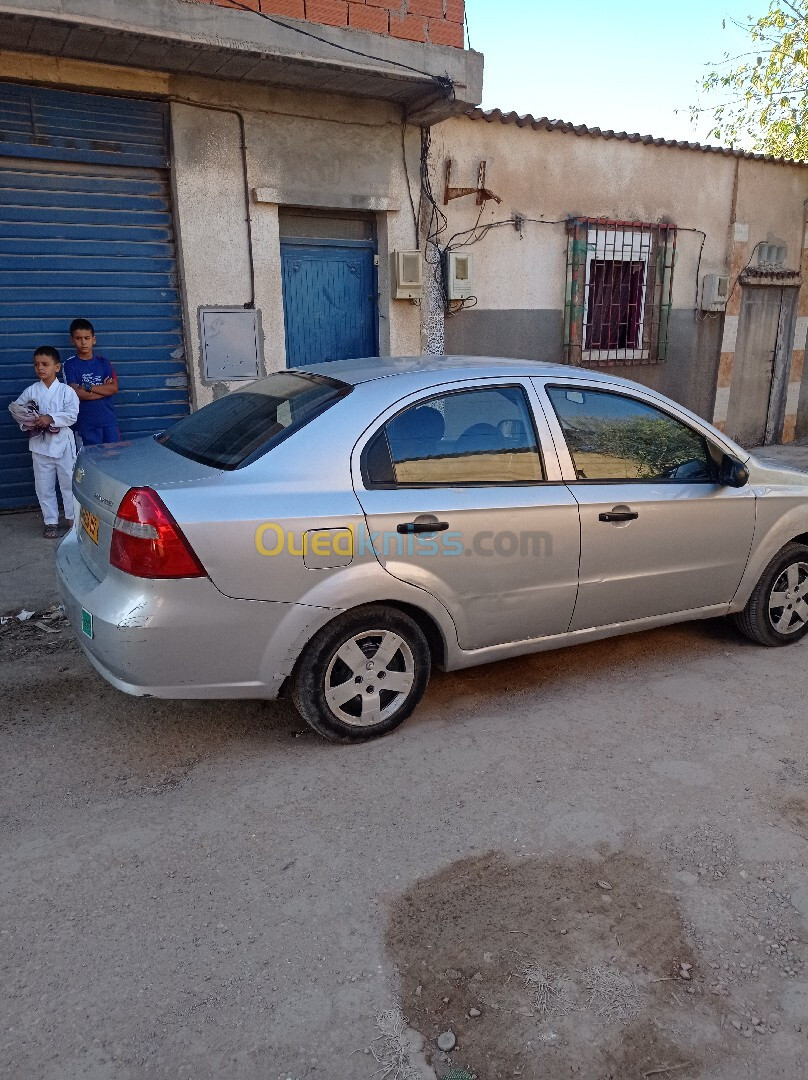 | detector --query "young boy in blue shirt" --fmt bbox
[63,318,121,446]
